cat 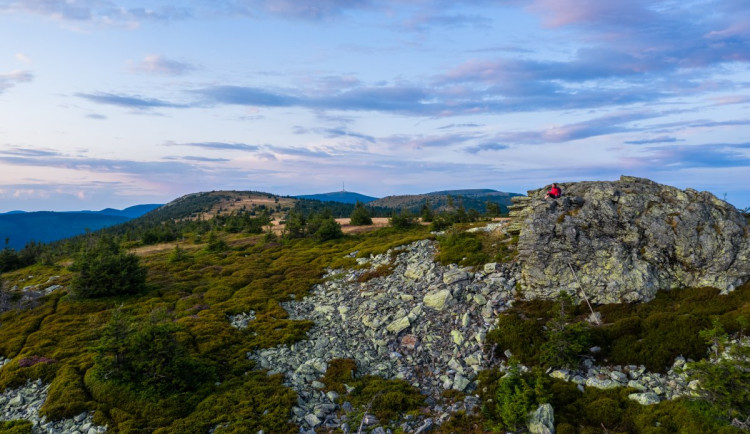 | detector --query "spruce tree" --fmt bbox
[349,201,373,225]
[70,236,146,298]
